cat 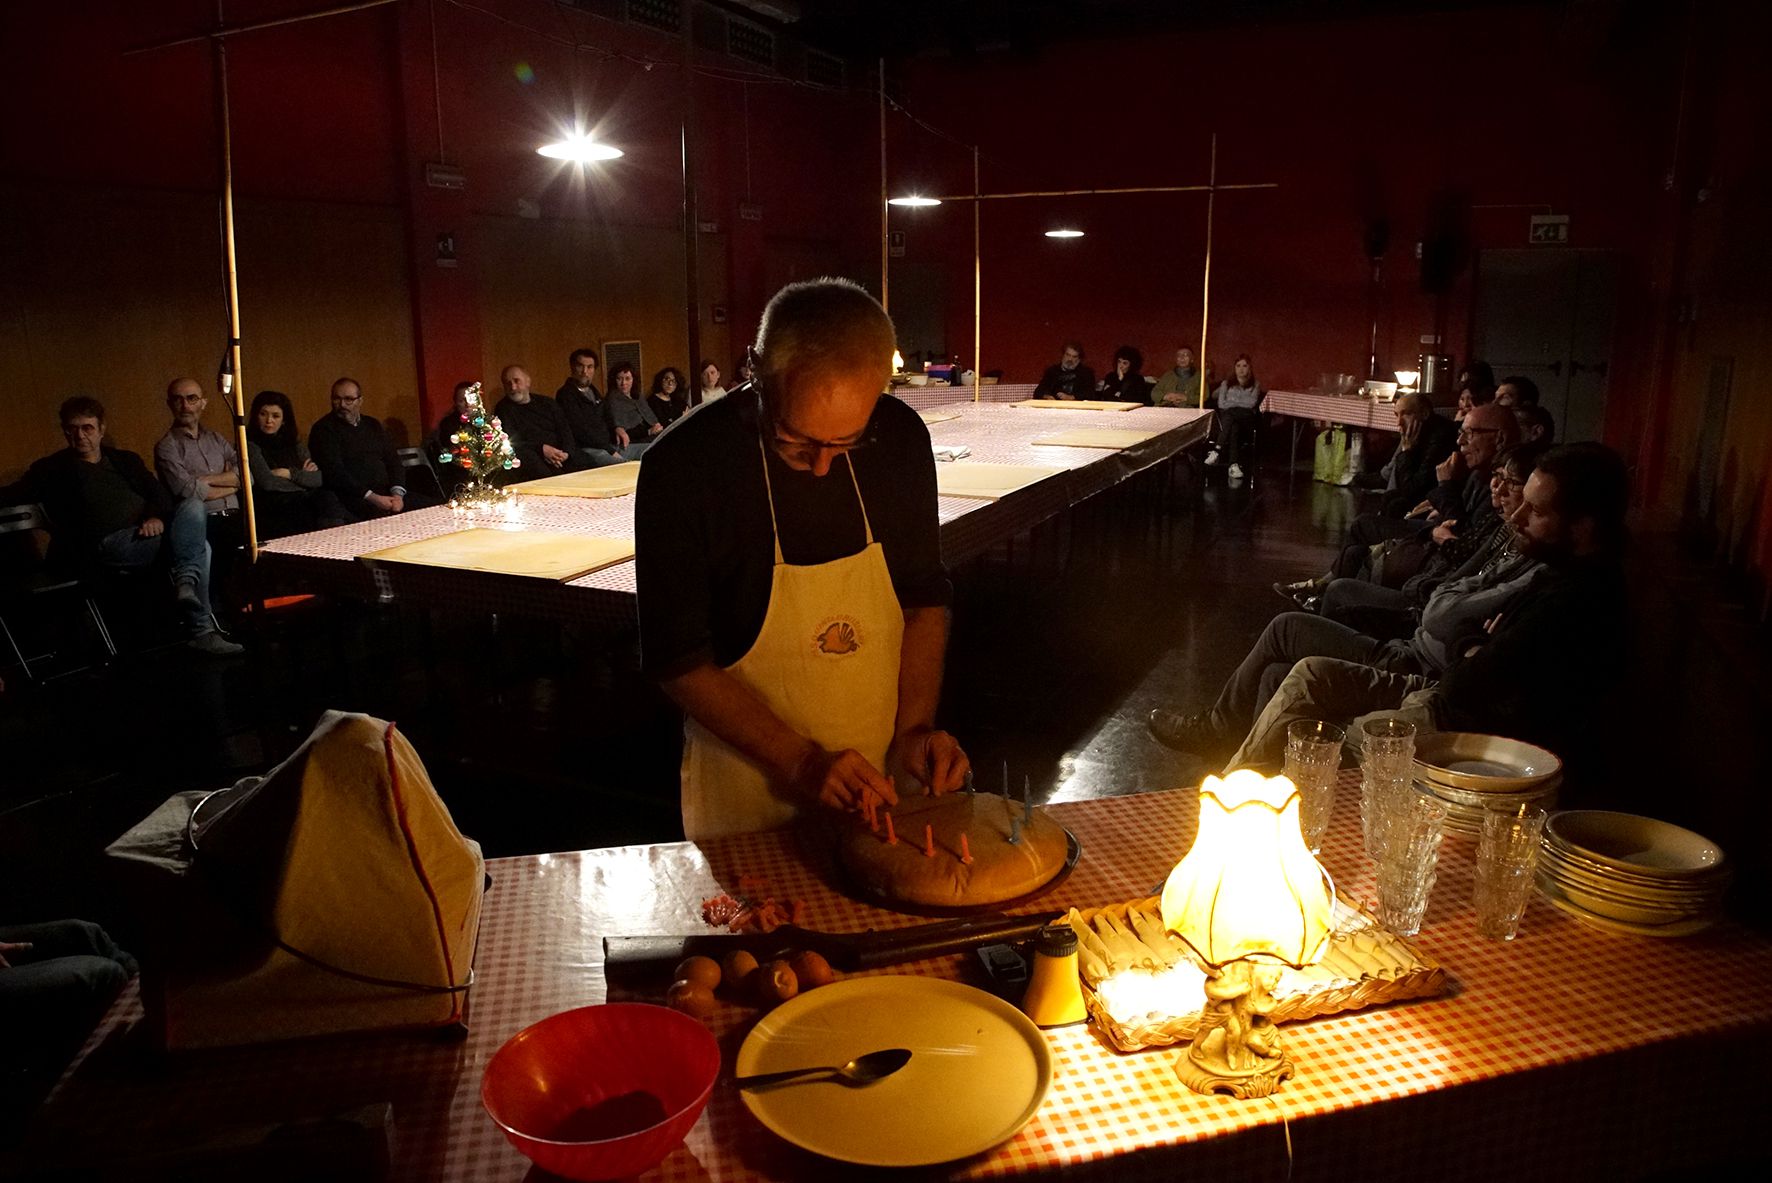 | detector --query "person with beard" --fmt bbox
[1032,342,1095,400]
[154,377,240,517]
[307,377,407,519]
[555,347,626,468]
[244,389,346,537]
[496,364,585,476]
[1213,442,1630,773]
